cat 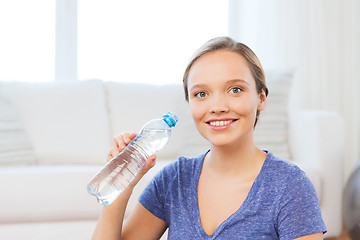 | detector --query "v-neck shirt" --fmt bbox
[139,151,326,239]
